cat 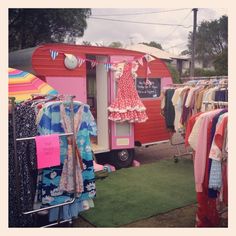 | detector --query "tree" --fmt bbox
[213,48,228,75]
[166,63,182,84]
[9,8,91,51]
[82,41,92,46]
[180,50,190,56]
[187,15,228,71]
[141,41,163,50]
[108,41,123,48]
[95,42,105,47]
